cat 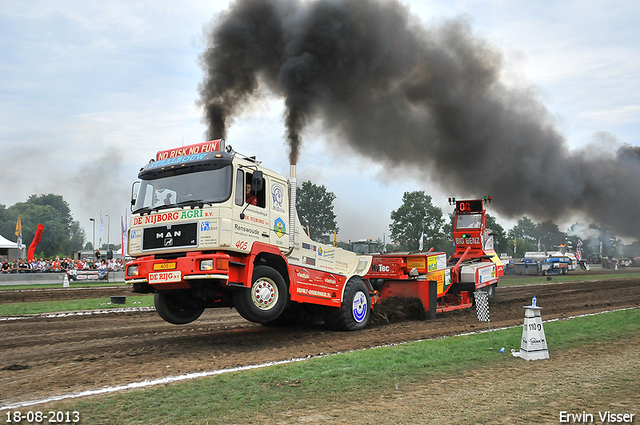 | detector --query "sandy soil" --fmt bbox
[1,271,639,420]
